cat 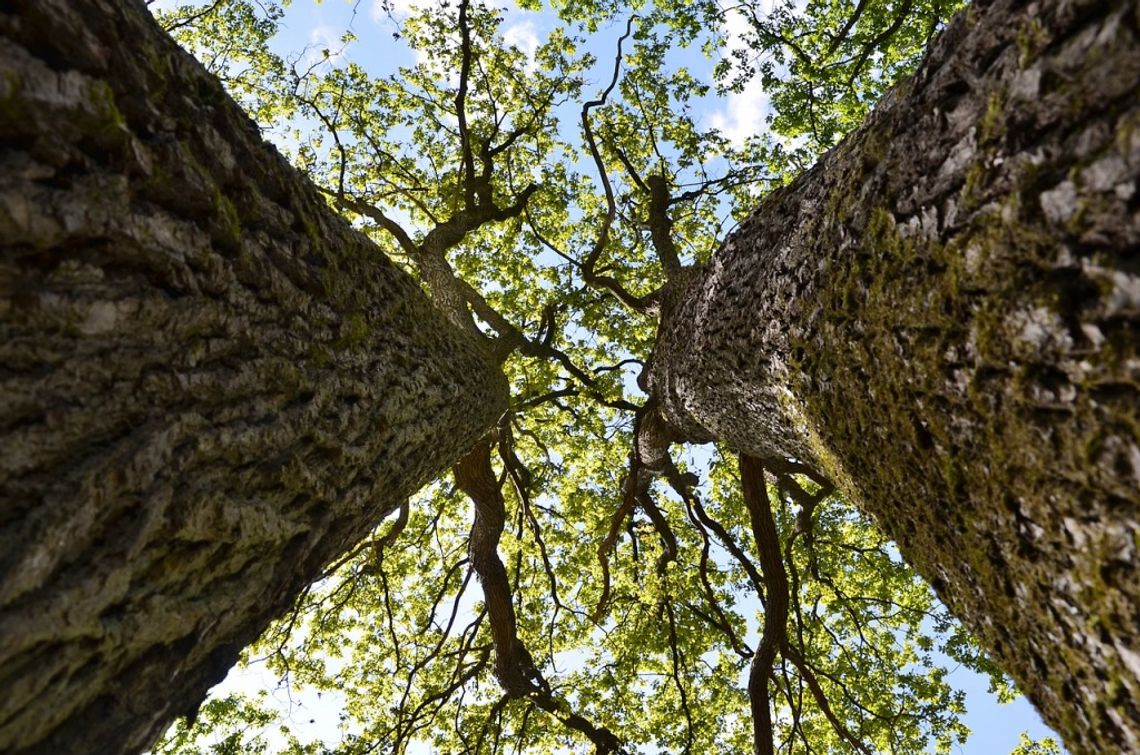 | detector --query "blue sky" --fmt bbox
[149,0,1067,751]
